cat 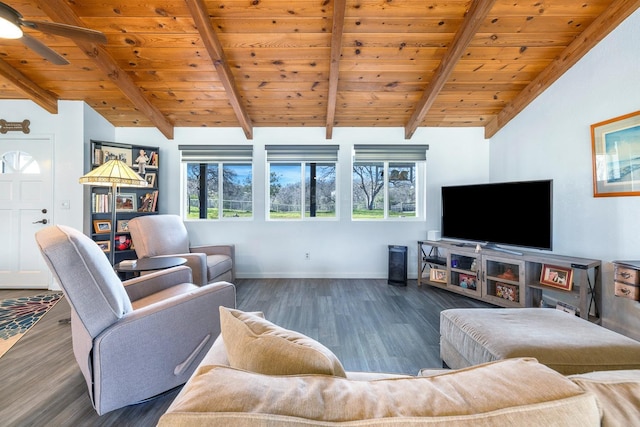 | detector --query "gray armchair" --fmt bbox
[128,214,235,285]
[35,225,236,415]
